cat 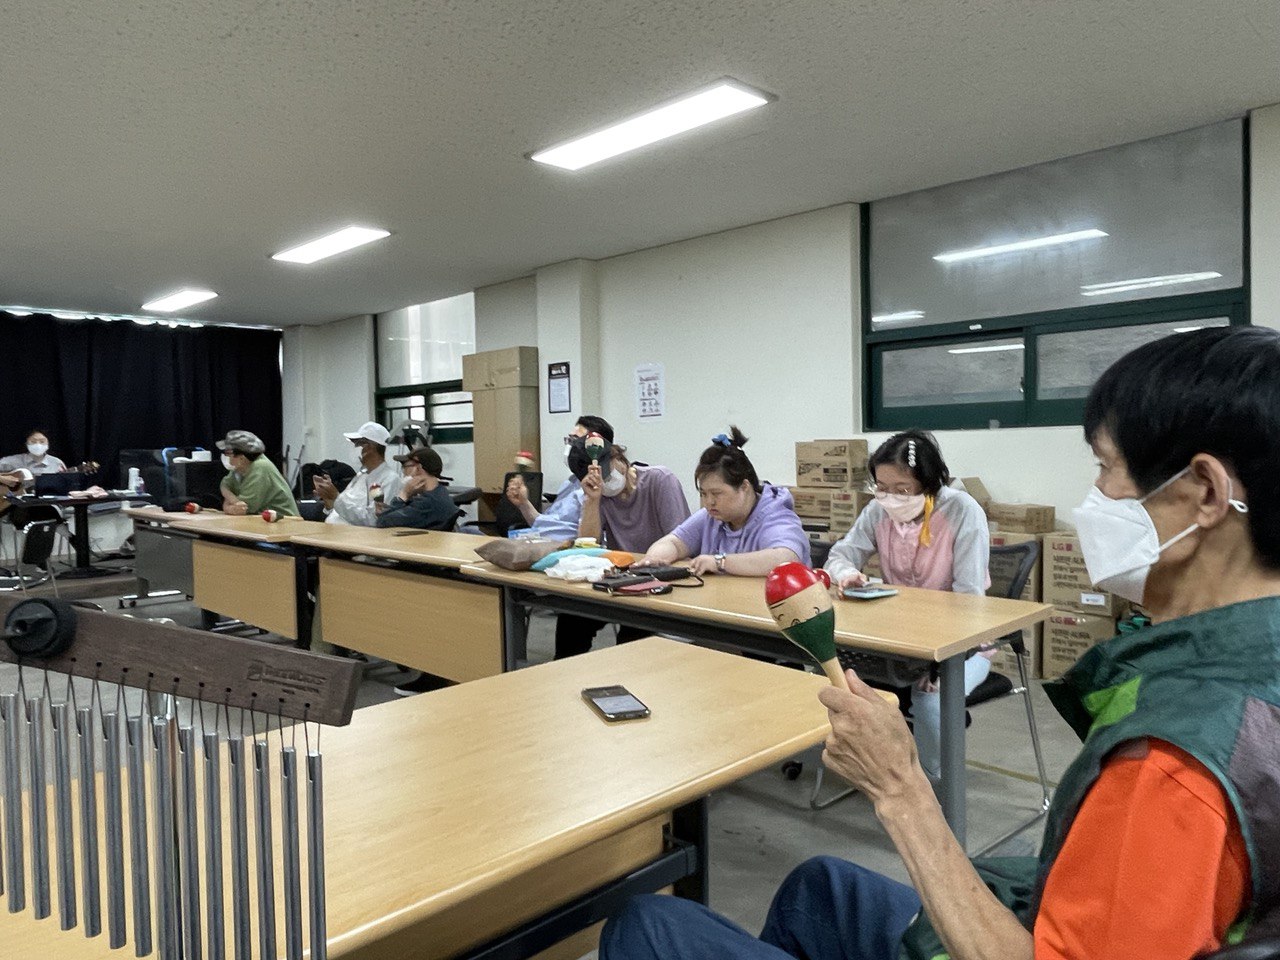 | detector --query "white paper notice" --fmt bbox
[635,363,665,419]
